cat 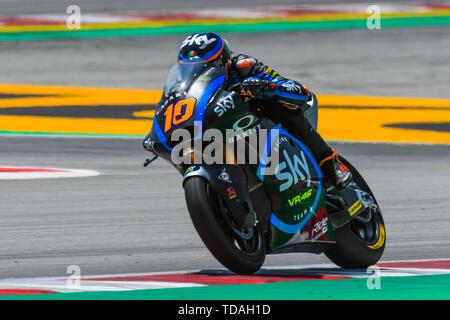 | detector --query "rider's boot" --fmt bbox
[261,101,352,189]
[284,110,352,188]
